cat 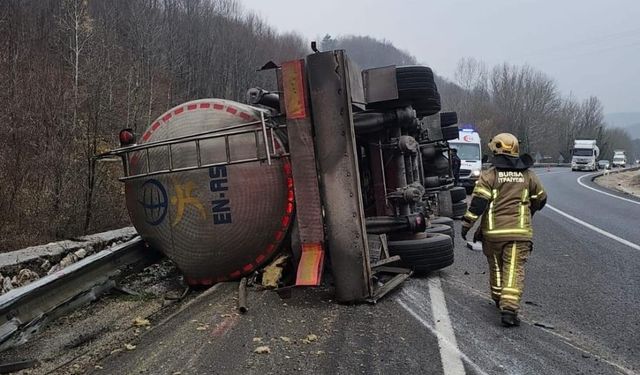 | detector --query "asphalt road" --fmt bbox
[94,167,640,375]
